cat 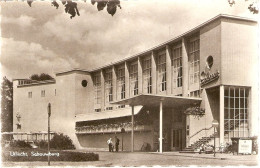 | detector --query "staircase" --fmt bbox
[179,132,216,153]
[180,115,247,153]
